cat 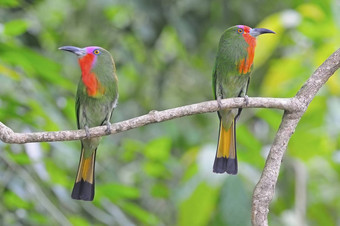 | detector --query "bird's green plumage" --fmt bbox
[60,45,118,200]
[212,25,274,174]
[212,25,254,174]
[213,26,252,130]
[76,48,118,159]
